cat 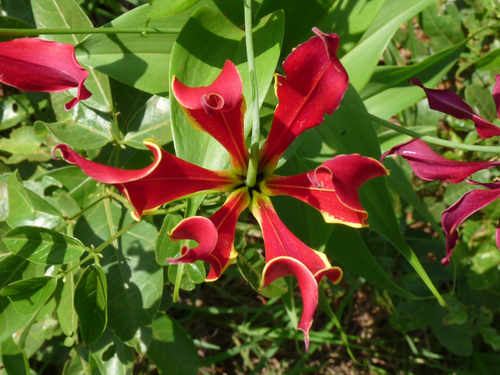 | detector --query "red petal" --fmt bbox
[261,256,318,352]
[172,61,249,175]
[0,38,91,110]
[382,139,500,183]
[251,192,340,282]
[167,217,218,264]
[441,187,500,265]
[410,78,500,139]
[261,155,387,227]
[165,188,249,281]
[205,188,250,281]
[494,75,500,120]
[258,28,349,174]
[53,140,240,218]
